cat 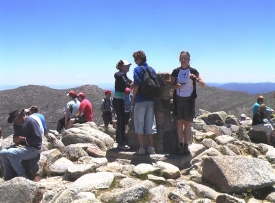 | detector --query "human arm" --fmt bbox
[64,108,70,127]
[131,84,139,106]
[13,136,26,144]
[170,76,183,90]
[189,73,205,87]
